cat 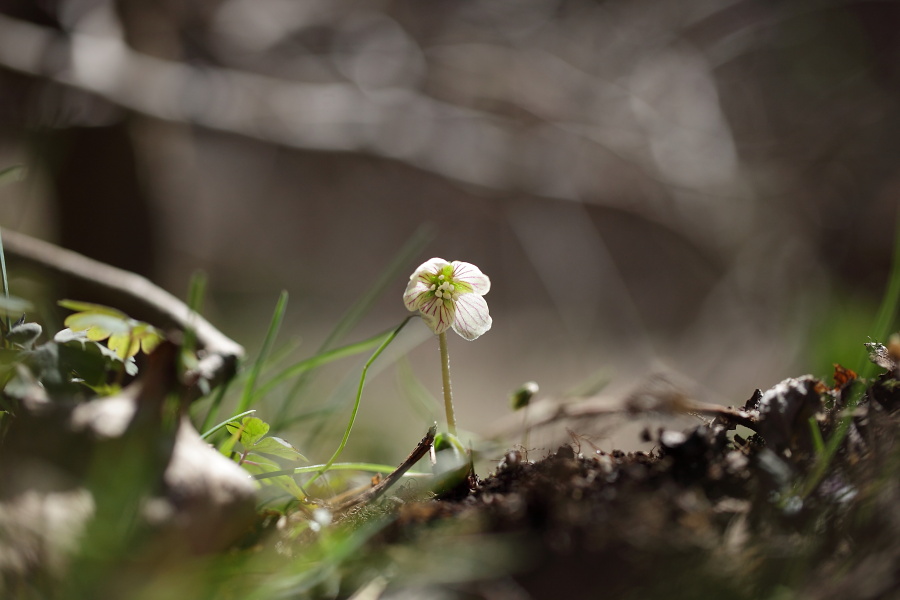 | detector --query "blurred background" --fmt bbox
[0,0,898,463]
